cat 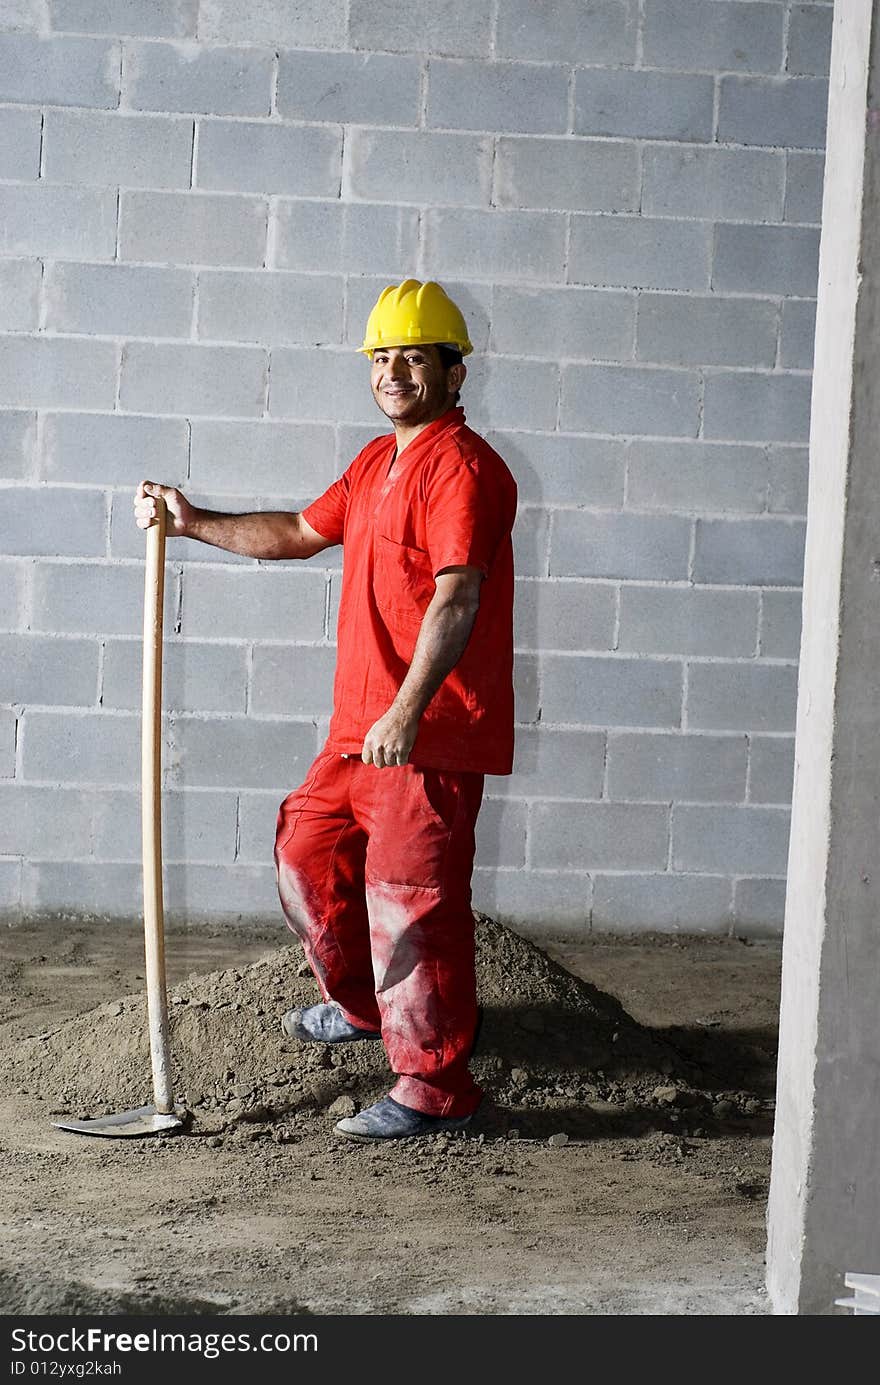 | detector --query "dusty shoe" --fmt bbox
[334,1095,476,1142]
[280,1001,381,1044]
